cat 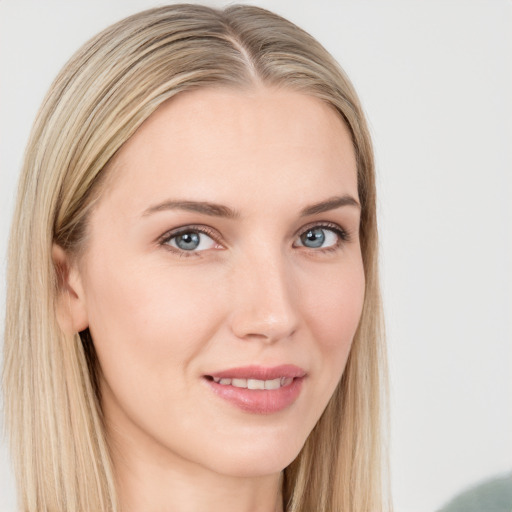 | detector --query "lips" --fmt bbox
[207,364,306,381]
[211,376,293,390]
[203,365,306,414]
